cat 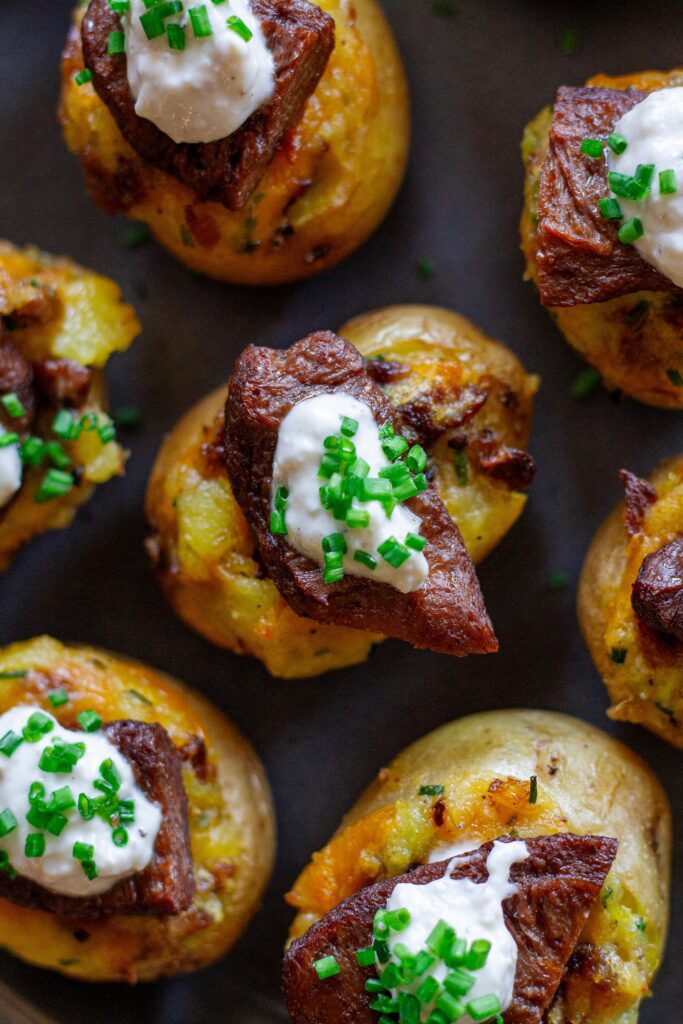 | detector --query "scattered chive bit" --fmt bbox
[667,368,683,387]
[606,133,628,155]
[467,995,502,1020]
[610,646,628,665]
[377,536,411,569]
[0,809,17,837]
[598,197,622,221]
[34,469,75,504]
[313,955,340,980]
[634,163,655,189]
[167,22,186,49]
[109,0,131,11]
[180,224,195,246]
[122,222,151,249]
[618,217,644,245]
[419,784,444,796]
[418,258,436,281]
[546,572,568,591]
[557,27,579,55]
[77,710,102,733]
[405,533,426,552]
[529,775,538,804]
[453,449,468,486]
[659,168,677,195]
[1,393,25,419]
[74,68,93,86]
[226,15,253,41]
[607,171,648,201]
[625,300,649,326]
[353,550,377,570]
[0,669,27,679]
[113,406,142,429]
[189,5,213,37]
[140,8,166,40]
[0,730,23,757]
[25,834,46,858]
[635,916,647,933]
[580,138,603,159]
[107,30,126,54]
[570,366,601,399]
[0,433,19,448]
[356,947,375,967]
